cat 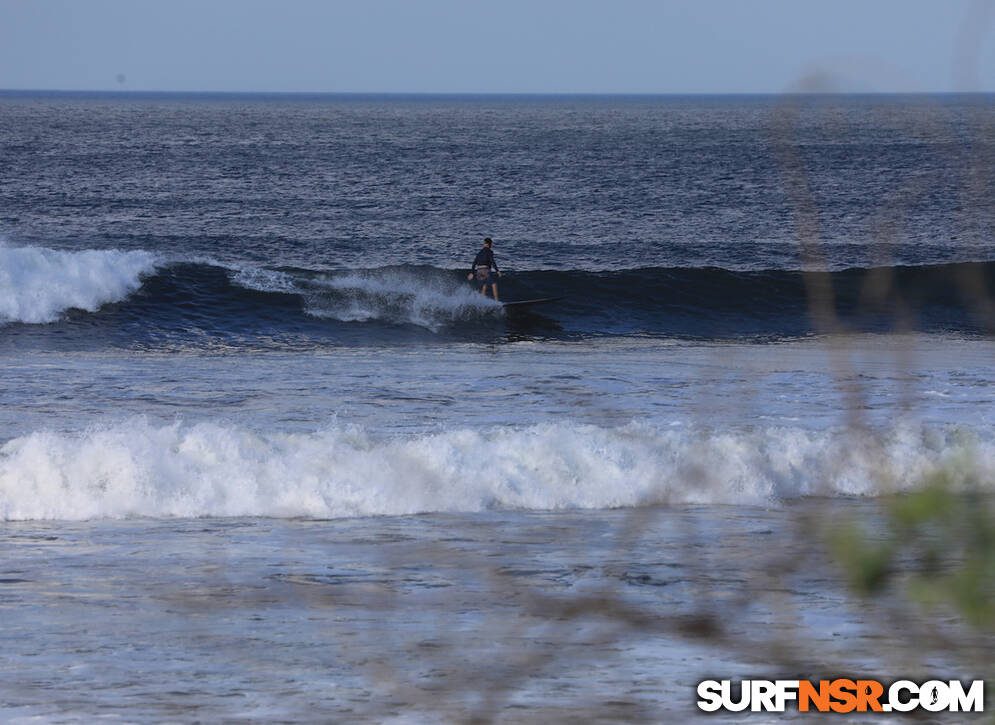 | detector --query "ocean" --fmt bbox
[1,91,993,722]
